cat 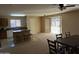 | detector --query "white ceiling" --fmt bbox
[0,4,79,16]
